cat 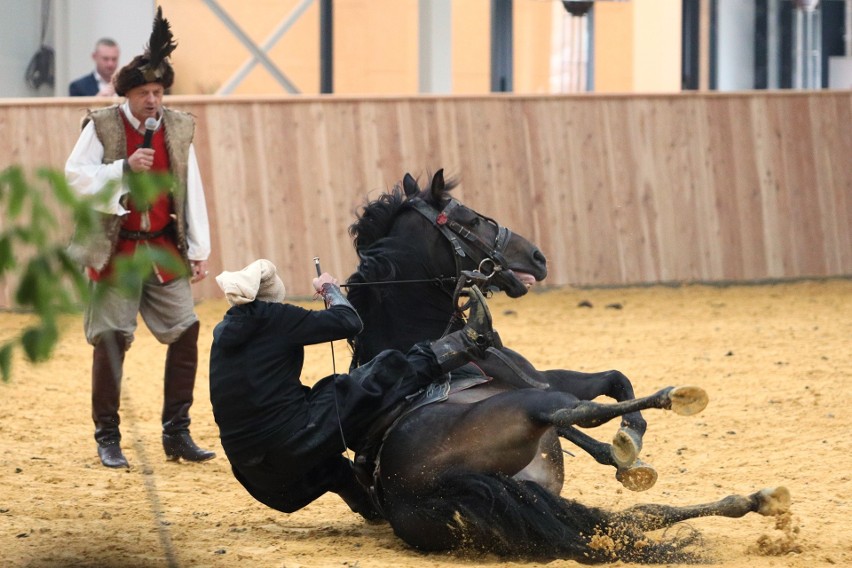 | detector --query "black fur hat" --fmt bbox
[114,7,177,96]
